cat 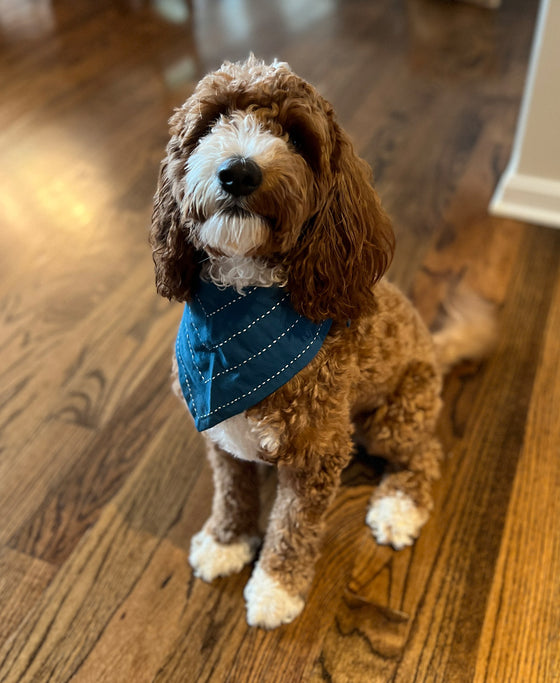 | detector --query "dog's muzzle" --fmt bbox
[218,156,262,197]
